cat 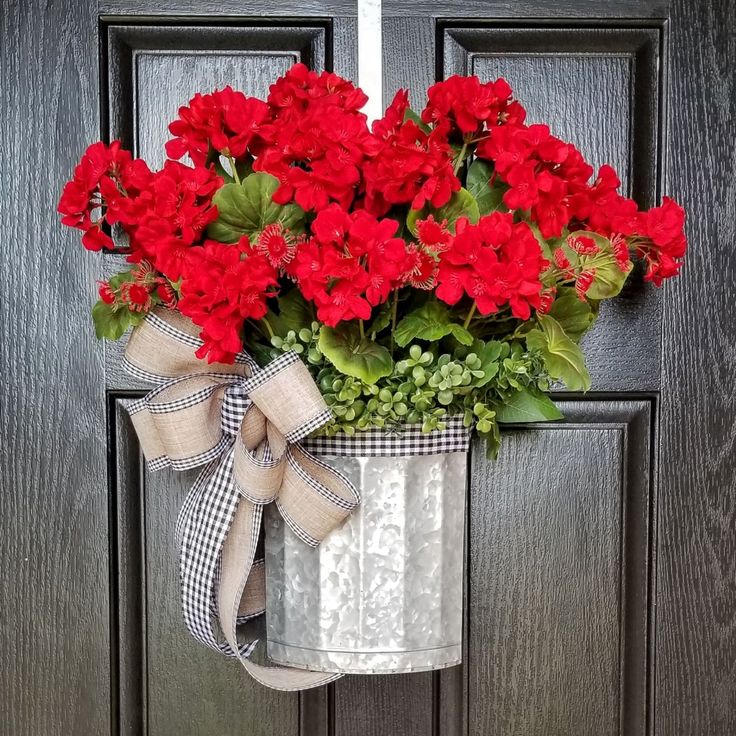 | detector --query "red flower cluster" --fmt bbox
[288,205,409,325]
[253,64,377,211]
[635,197,687,285]
[58,141,222,283]
[58,141,151,250]
[123,161,222,280]
[363,90,460,215]
[421,75,525,137]
[178,238,278,363]
[166,86,269,166]
[478,123,594,238]
[436,213,548,320]
[59,65,687,364]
